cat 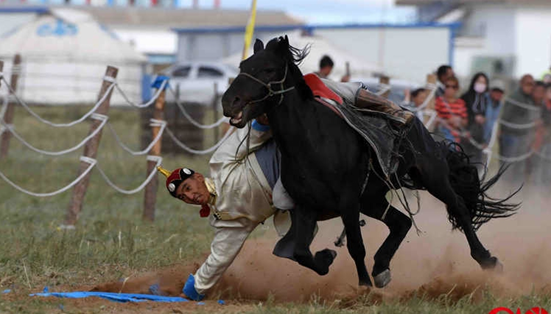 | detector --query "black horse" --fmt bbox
[222,36,517,288]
